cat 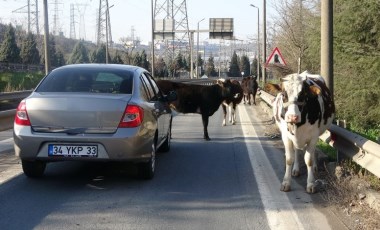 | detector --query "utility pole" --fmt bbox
[321,0,334,99]
[196,18,205,78]
[250,4,260,81]
[151,0,155,77]
[263,0,267,84]
[43,0,50,75]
